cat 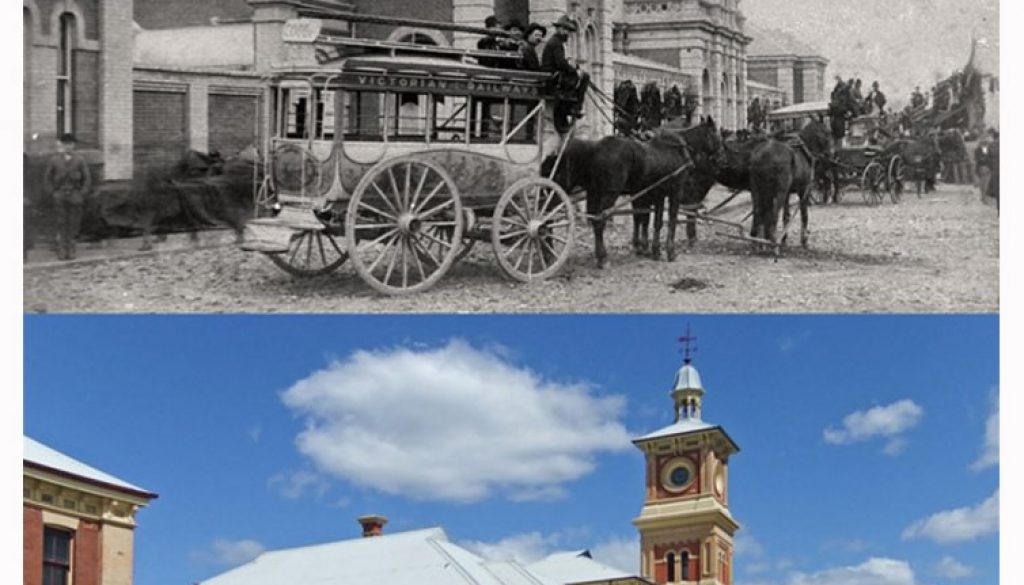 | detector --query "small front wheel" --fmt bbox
[492,177,575,282]
[861,161,886,206]
[888,155,905,204]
